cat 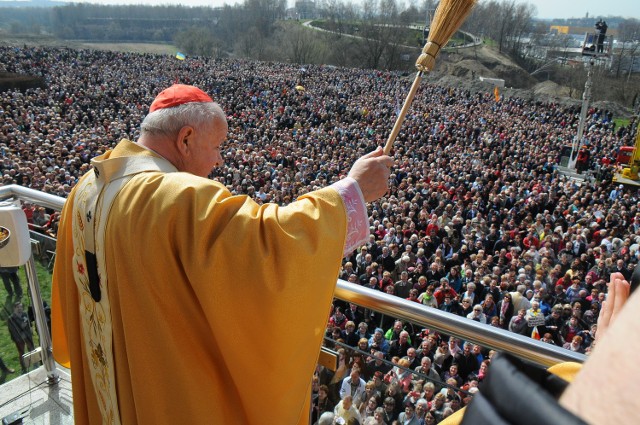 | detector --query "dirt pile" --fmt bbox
[532,80,573,98]
[431,44,634,117]
[440,46,537,89]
